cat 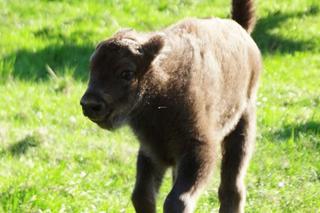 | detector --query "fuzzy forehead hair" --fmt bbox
[89,38,141,63]
[90,29,165,68]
